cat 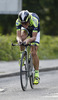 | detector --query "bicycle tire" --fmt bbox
[20,51,28,91]
[29,55,34,89]
[29,73,34,89]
